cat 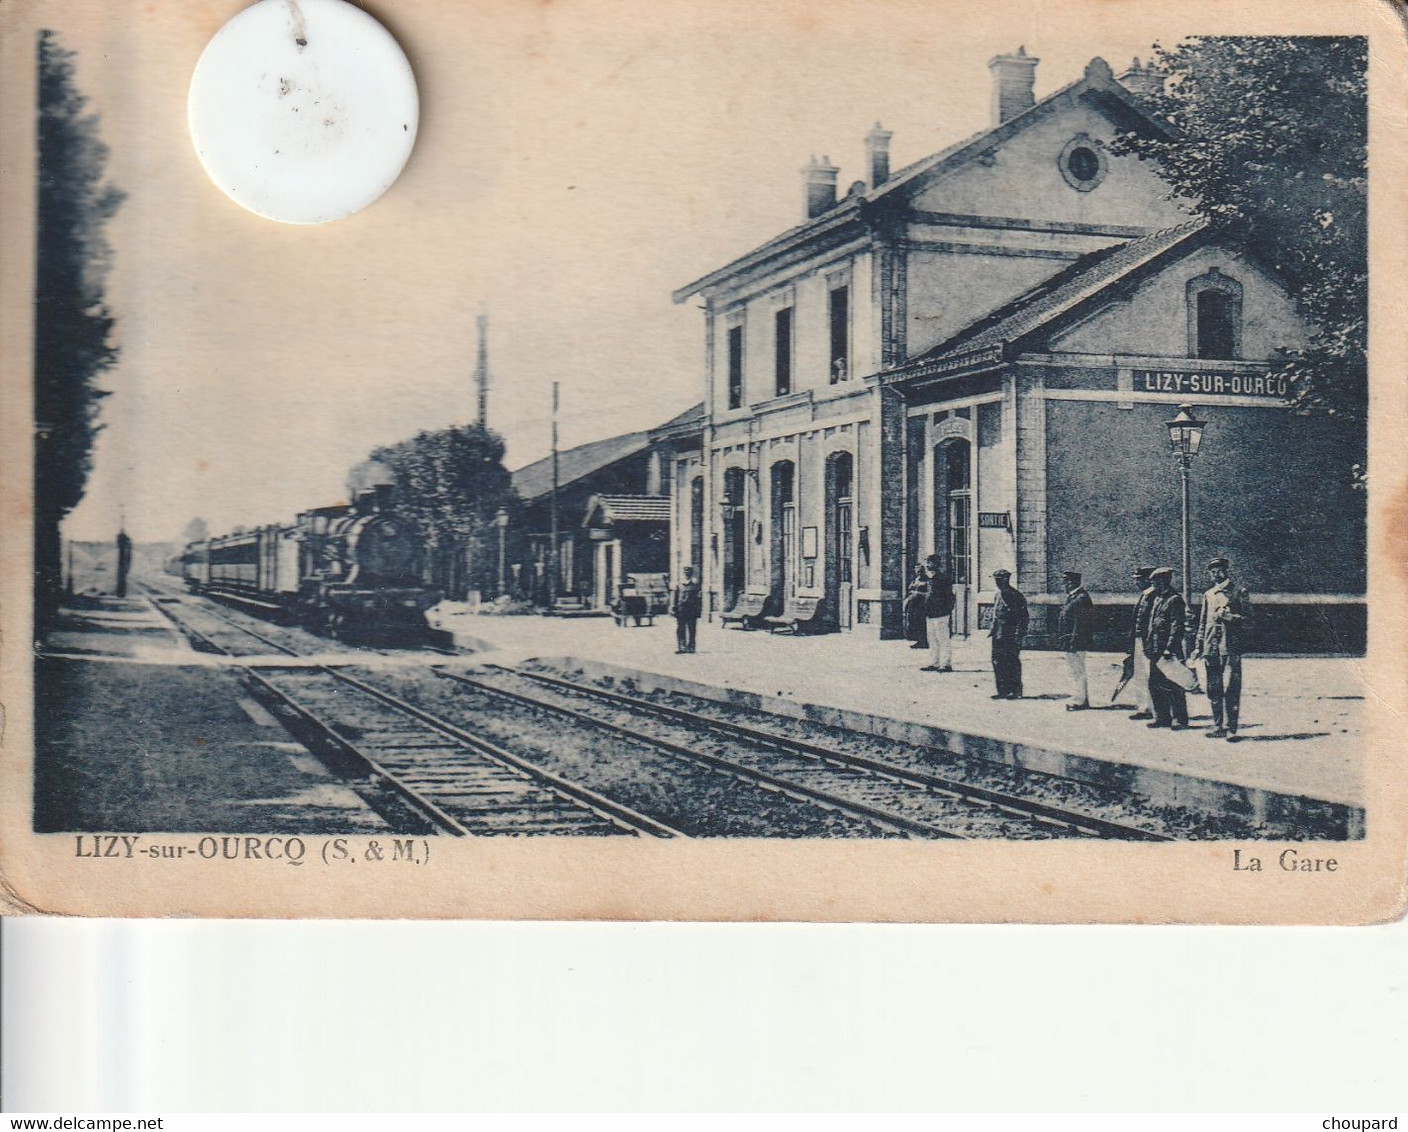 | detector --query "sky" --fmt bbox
[45,0,1191,543]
